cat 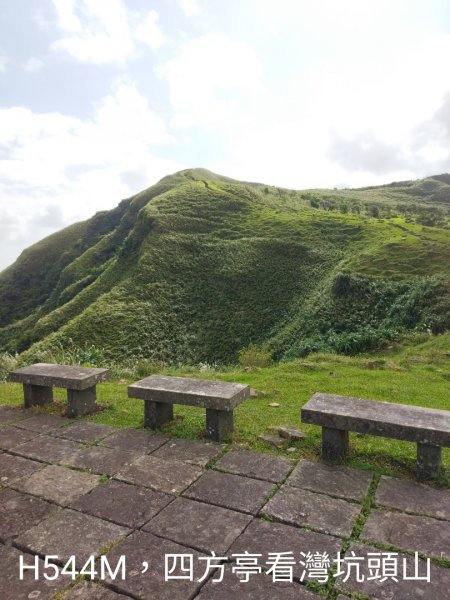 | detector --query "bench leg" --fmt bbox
[206,409,233,442]
[322,427,349,462]
[23,384,53,408]
[67,386,97,417]
[417,443,441,480]
[144,401,173,429]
